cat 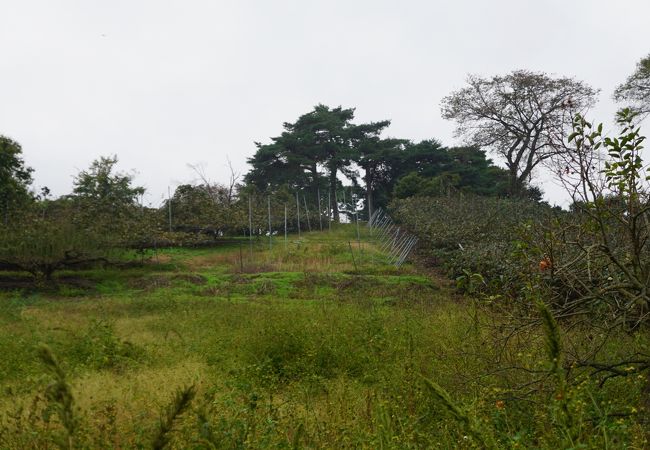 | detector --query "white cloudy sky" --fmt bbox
[1,0,649,206]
